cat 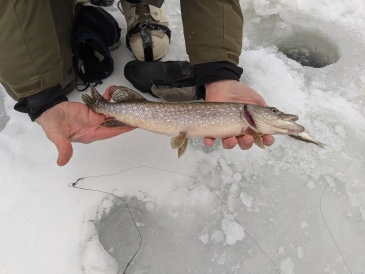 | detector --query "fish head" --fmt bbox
[243,105,305,135]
